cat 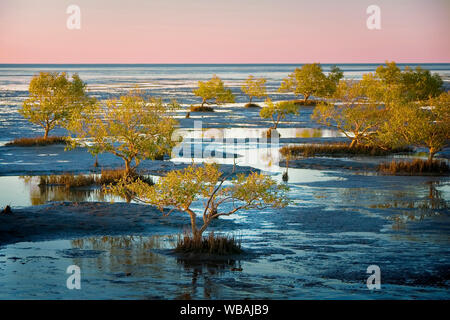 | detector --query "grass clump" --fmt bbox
[39,169,154,189]
[280,143,413,158]
[244,103,261,108]
[39,173,96,188]
[1,205,12,214]
[378,159,449,175]
[175,232,242,255]
[190,105,215,112]
[291,99,319,106]
[6,136,67,146]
